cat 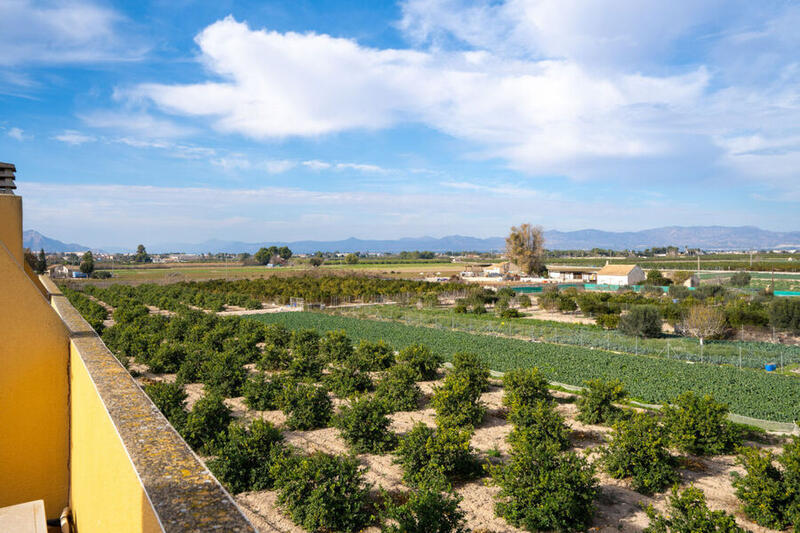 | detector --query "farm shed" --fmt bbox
[546,265,600,282]
[596,264,645,286]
